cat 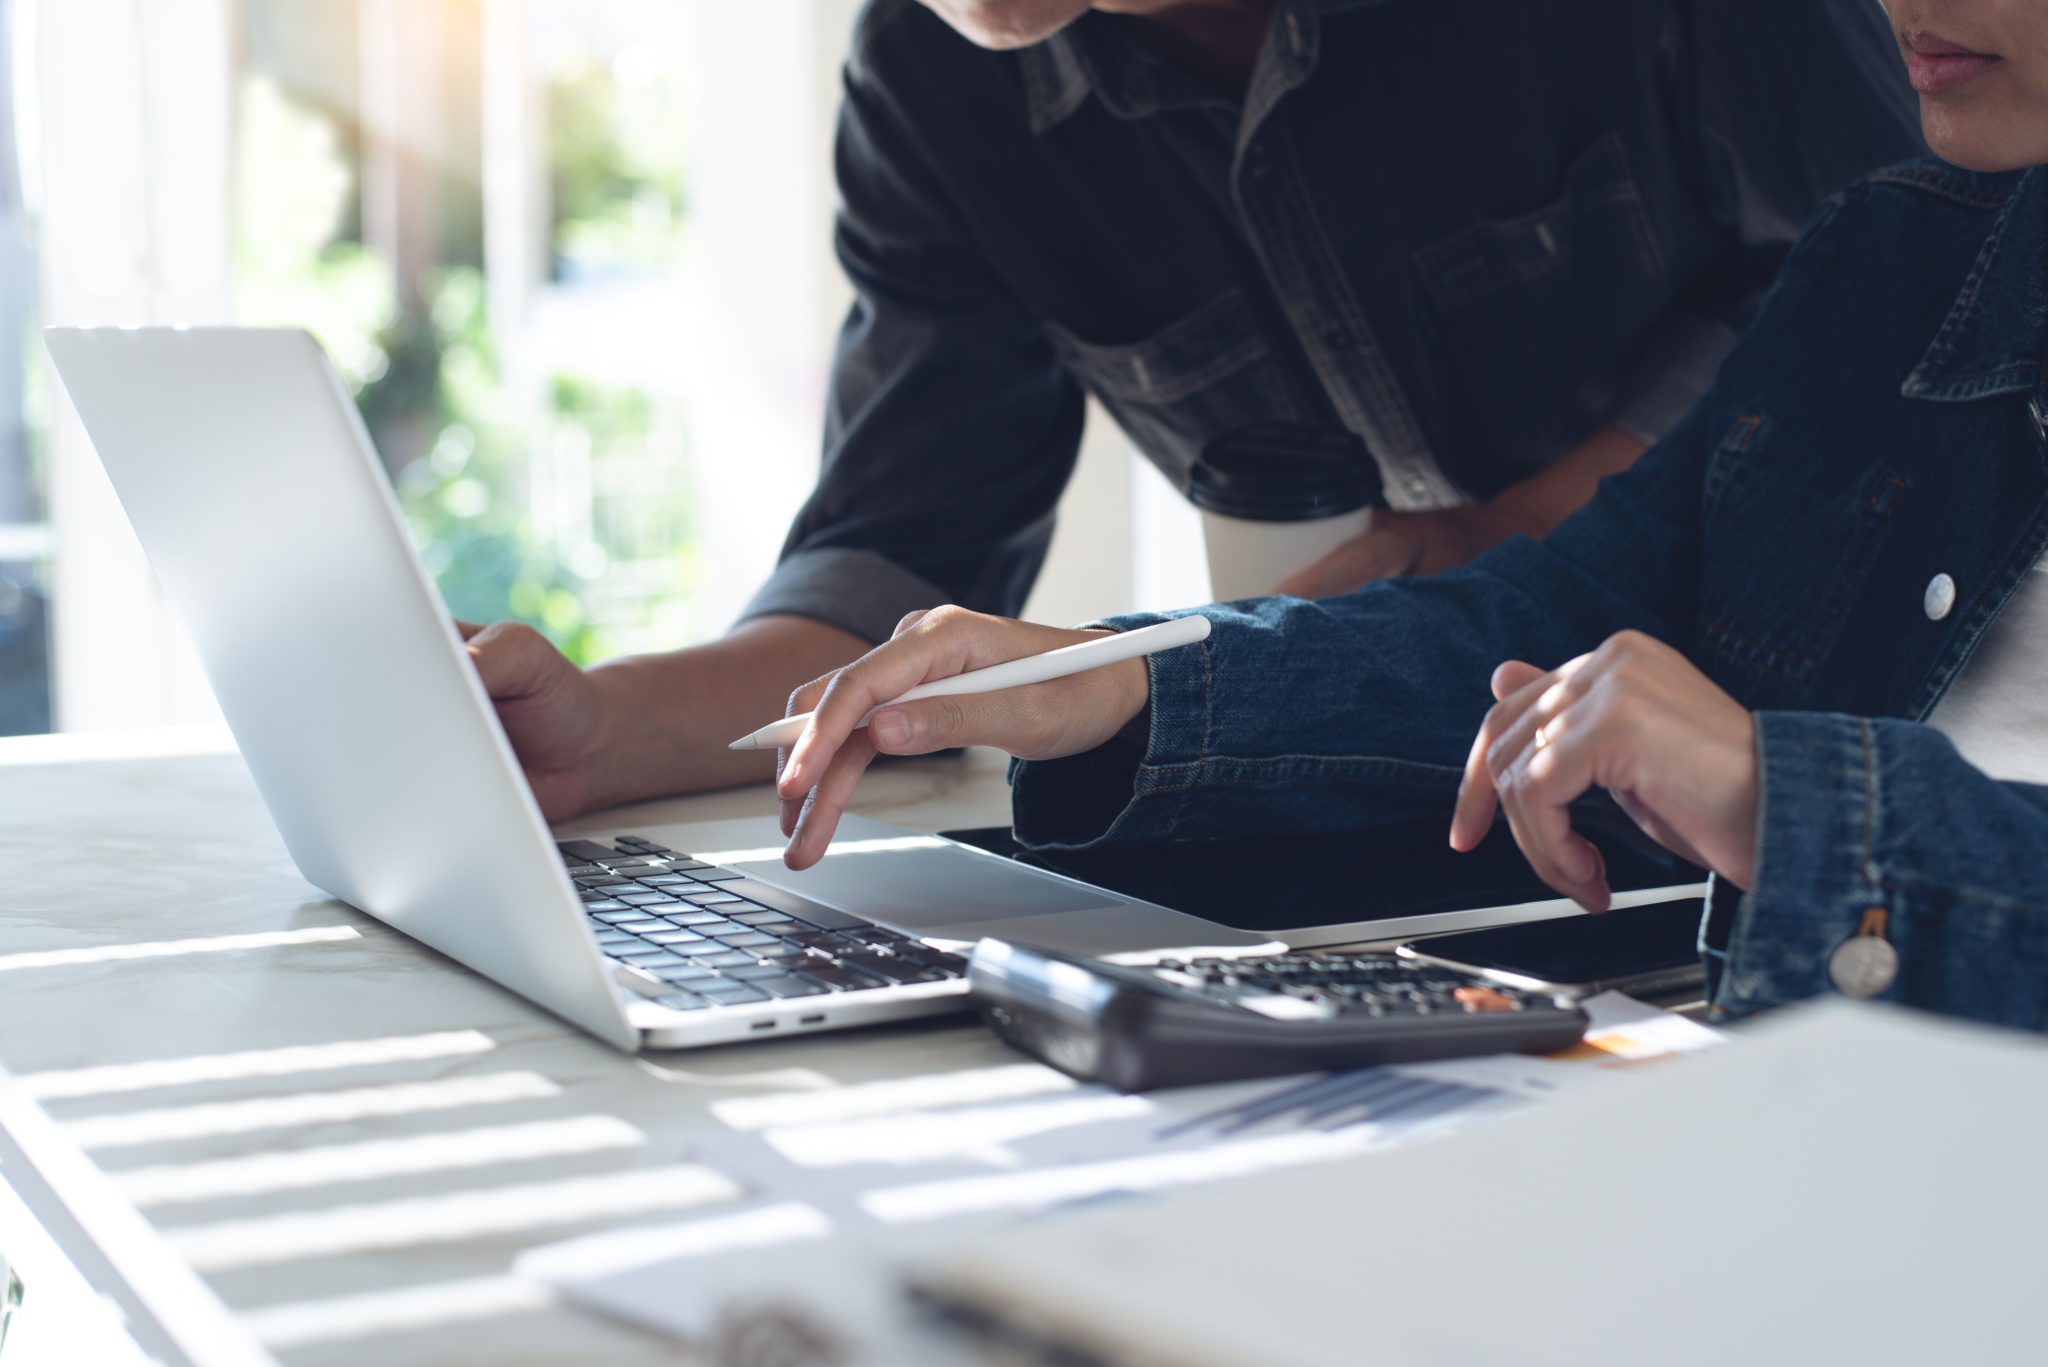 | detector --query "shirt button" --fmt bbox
[1923,573,1956,621]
